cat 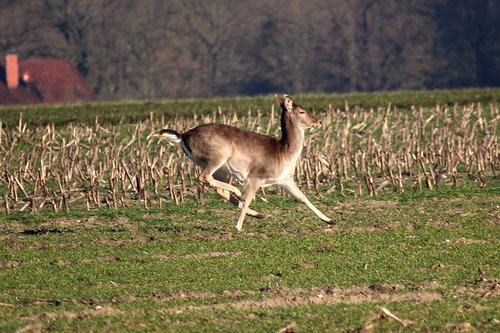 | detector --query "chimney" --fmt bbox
[6,54,19,89]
